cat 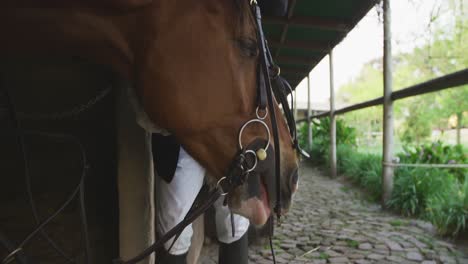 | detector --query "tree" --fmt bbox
[338,0,468,146]
[338,61,383,146]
